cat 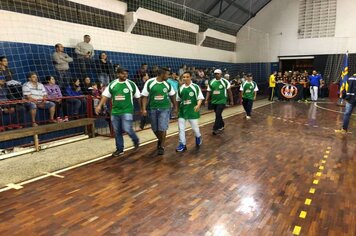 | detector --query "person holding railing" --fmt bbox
[22,72,56,127]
